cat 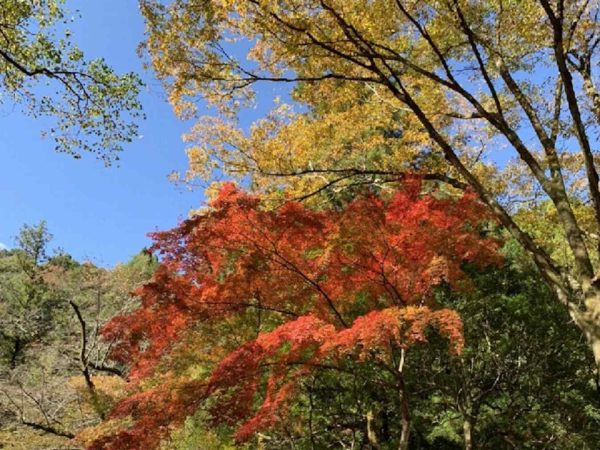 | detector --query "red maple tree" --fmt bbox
[86,179,501,449]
